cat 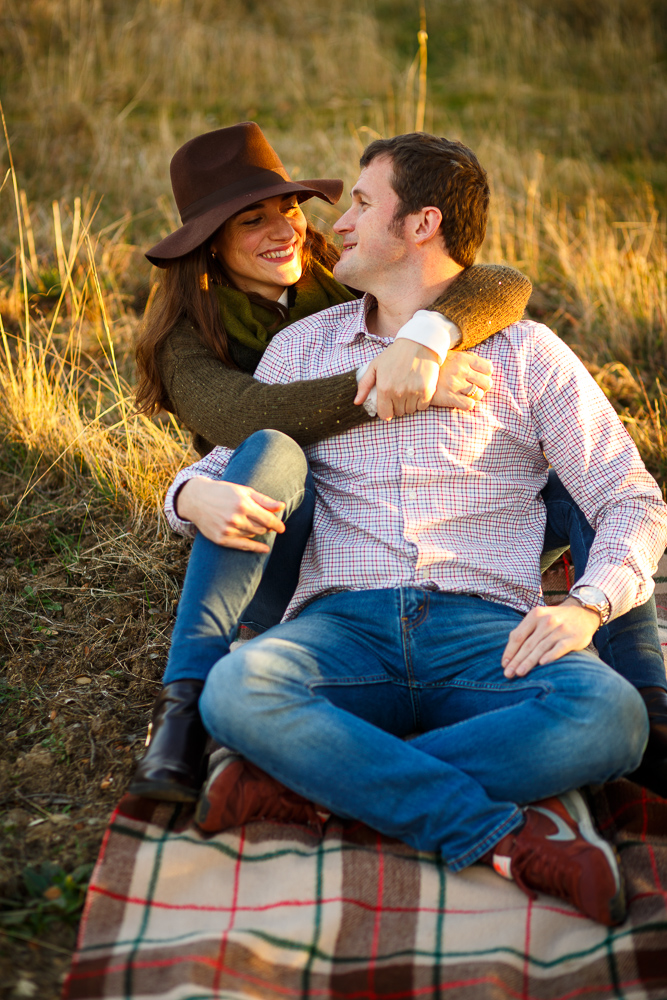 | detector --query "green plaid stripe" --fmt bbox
[64,782,667,1000]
